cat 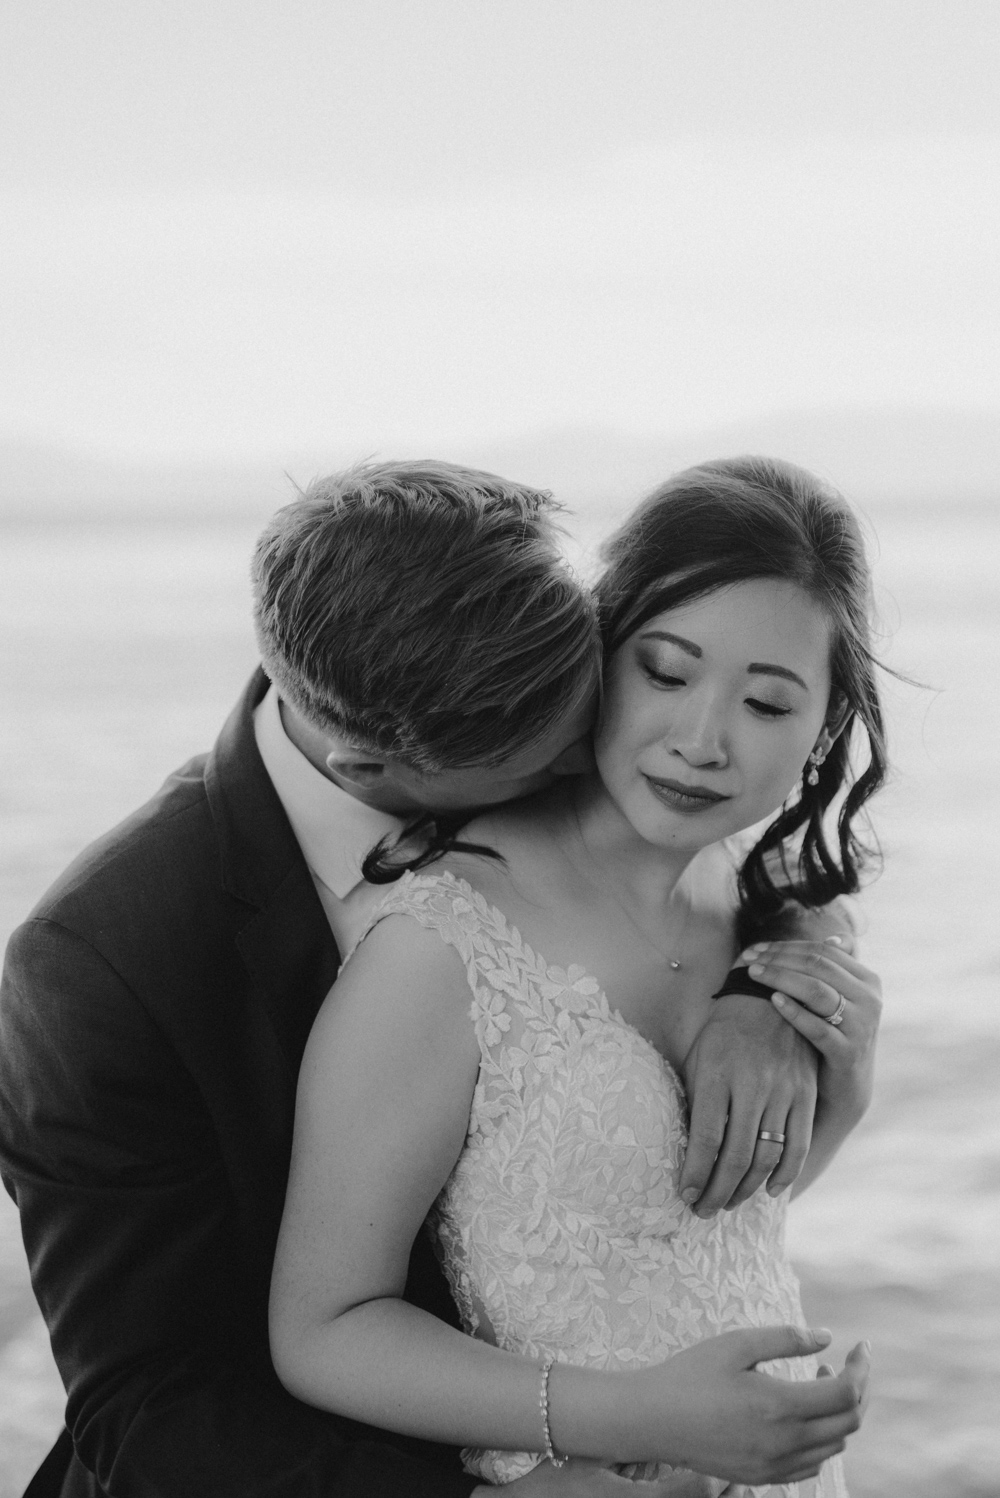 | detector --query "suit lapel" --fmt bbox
[205,670,341,1073]
[235,868,341,1070]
